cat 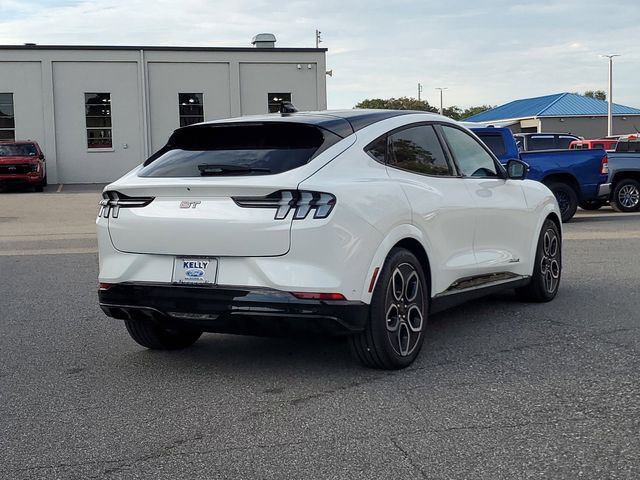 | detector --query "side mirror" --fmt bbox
[506,159,528,180]
[38,154,45,160]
